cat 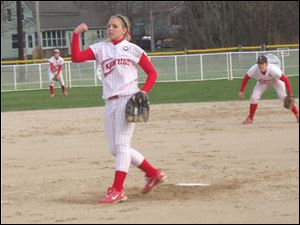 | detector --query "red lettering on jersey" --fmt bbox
[102,58,131,77]
[258,78,275,84]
